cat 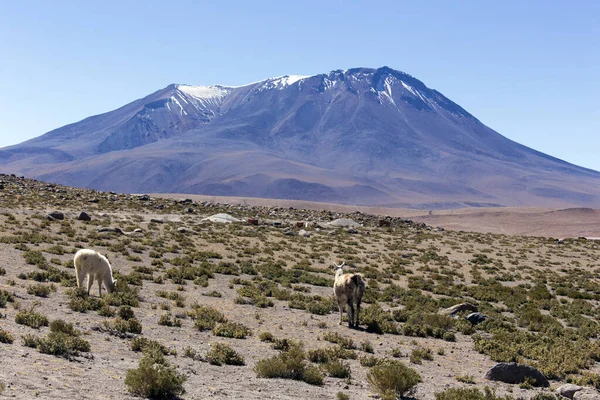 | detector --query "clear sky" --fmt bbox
[1,1,598,171]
